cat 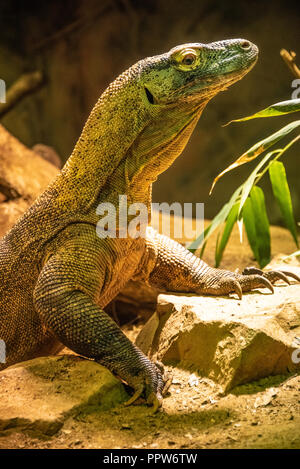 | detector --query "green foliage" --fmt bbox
[189,99,300,268]
[269,161,299,248]
[243,197,259,260]
[224,98,300,124]
[245,186,271,268]
[209,119,300,194]
[215,202,239,266]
